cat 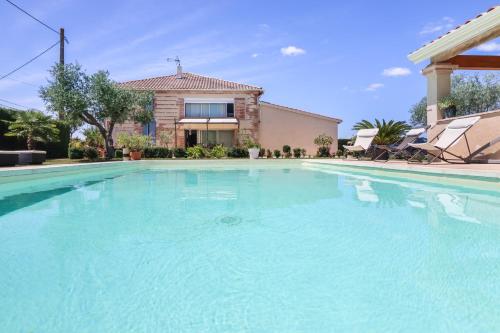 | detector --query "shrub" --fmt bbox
[293,148,302,158]
[266,149,272,158]
[115,149,123,158]
[83,146,99,160]
[282,145,291,158]
[228,147,249,158]
[210,145,227,159]
[68,147,84,159]
[336,149,343,158]
[186,145,205,159]
[301,148,306,157]
[317,146,330,157]
[259,148,266,157]
[144,146,172,158]
[173,147,186,158]
[273,149,281,158]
